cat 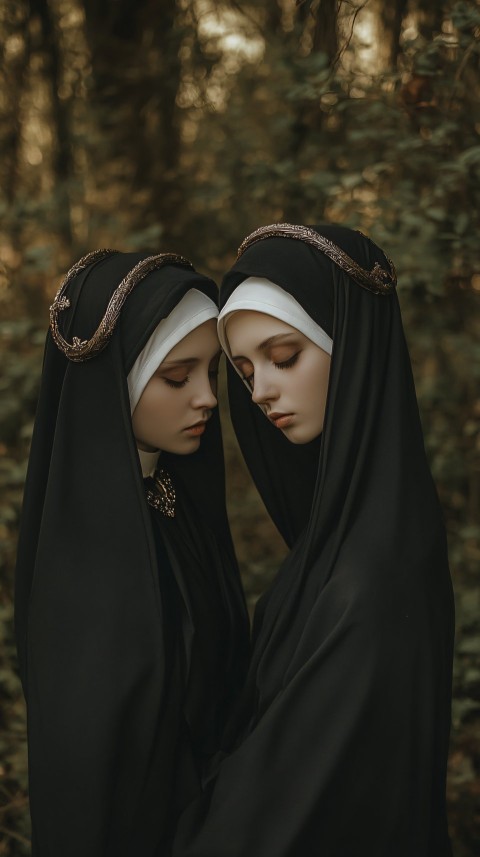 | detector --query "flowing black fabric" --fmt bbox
[14,252,249,857]
[173,226,454,857]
